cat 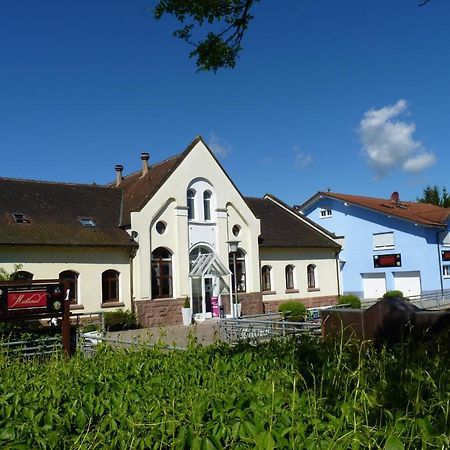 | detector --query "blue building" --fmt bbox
[299,192,450,300]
